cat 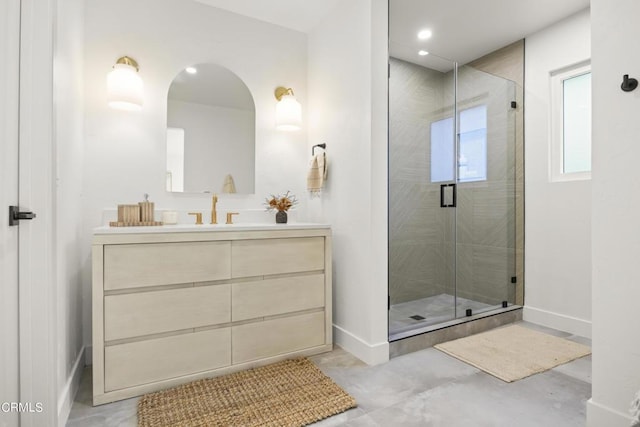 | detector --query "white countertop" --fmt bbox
[93,222,331,234]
